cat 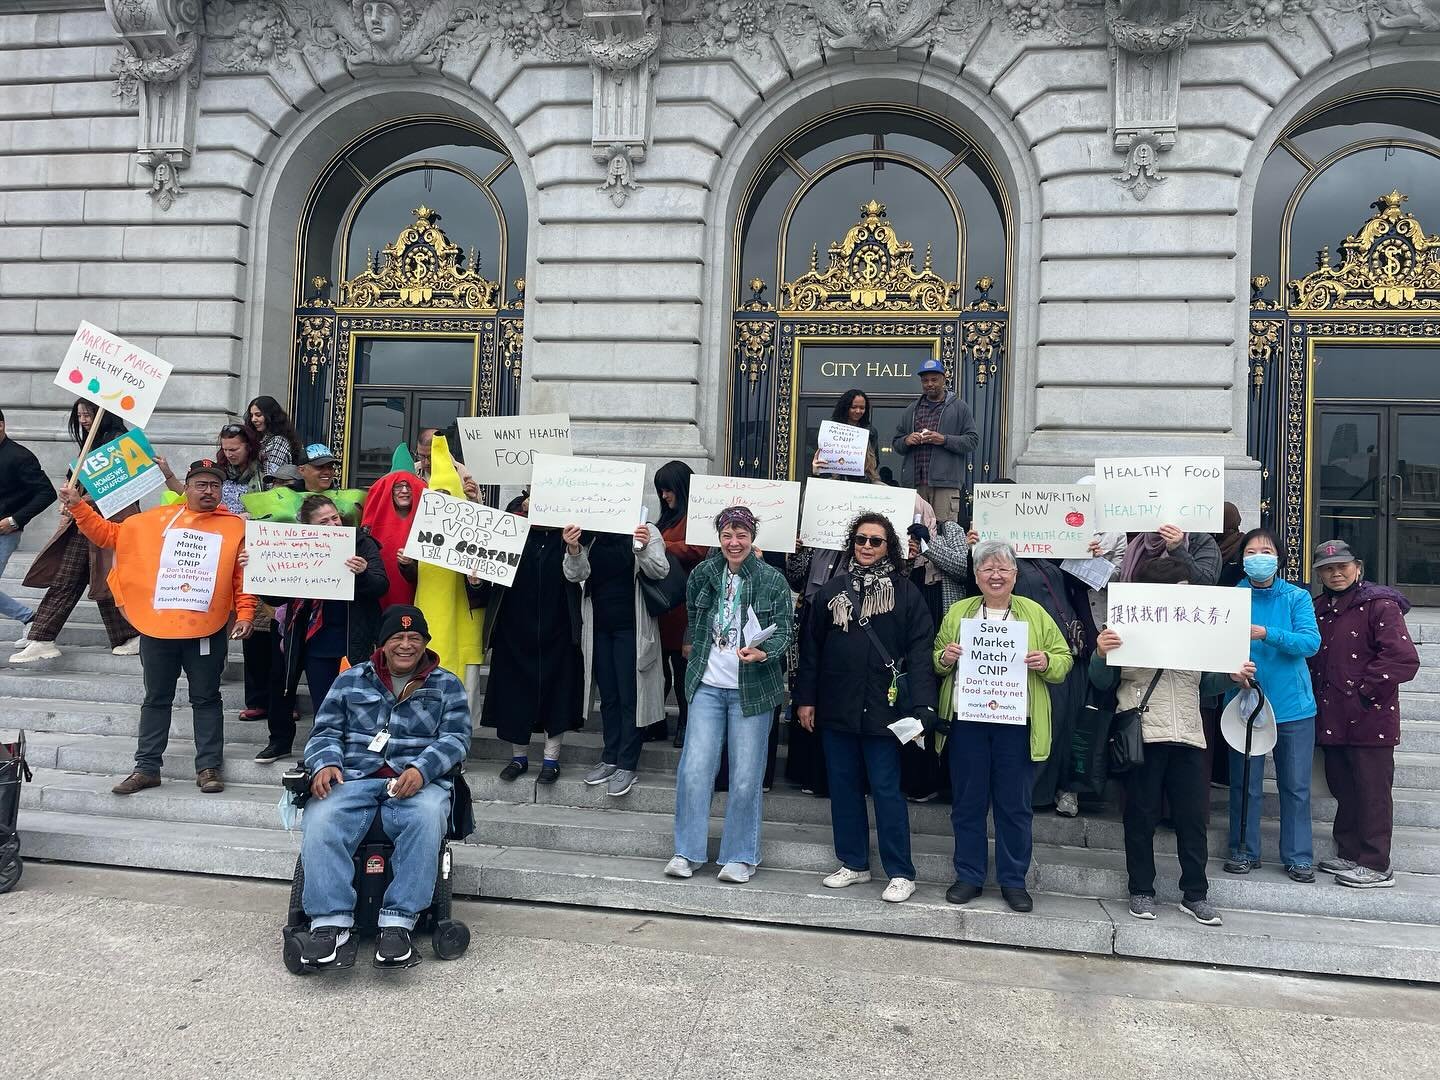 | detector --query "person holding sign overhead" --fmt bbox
[794,513,938,905]
[57,459,255,796]
[665,506,792,884]
[564,517,669,798]
[13,401,138,664]
[933,540,1073,912]
[890,359,977,524]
